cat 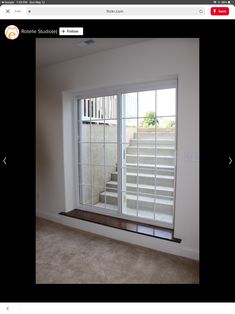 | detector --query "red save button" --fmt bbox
[211,7,229,15]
